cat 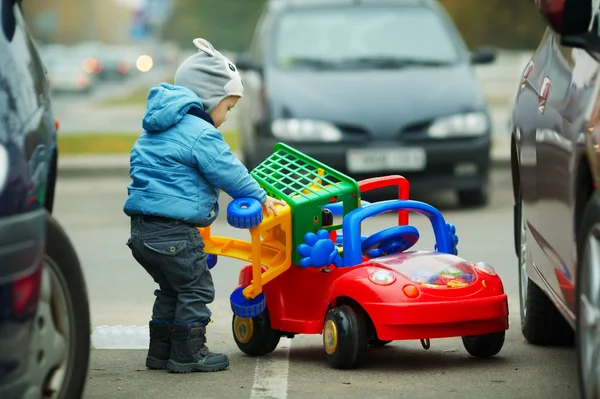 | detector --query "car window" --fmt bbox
[272,5,462,68]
